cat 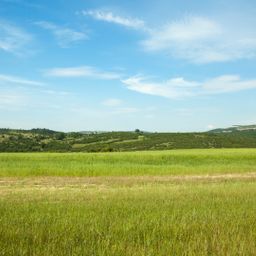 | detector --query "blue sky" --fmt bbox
[0,0,256,132]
